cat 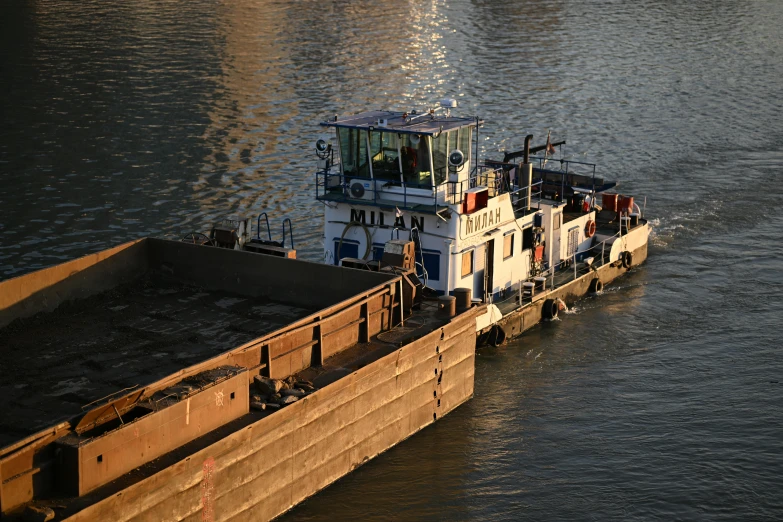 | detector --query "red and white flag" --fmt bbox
[545,130,556,156]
